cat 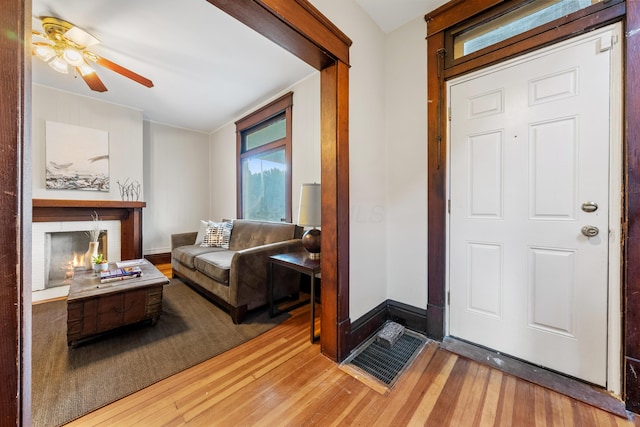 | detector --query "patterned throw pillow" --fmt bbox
[200,221,233,249]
